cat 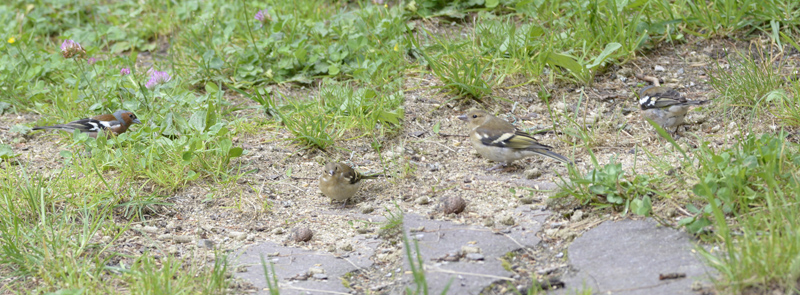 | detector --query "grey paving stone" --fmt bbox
[551,219,716,295]
[234,235,380,295]
[402,210,548,295]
